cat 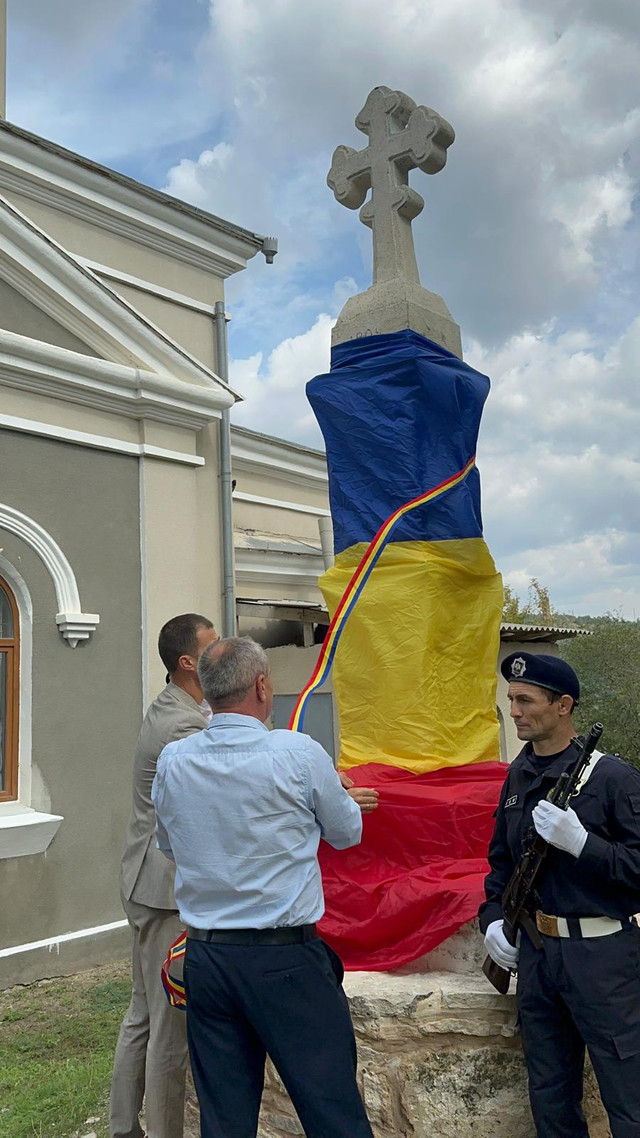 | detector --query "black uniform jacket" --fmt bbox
[479,740,640,933]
